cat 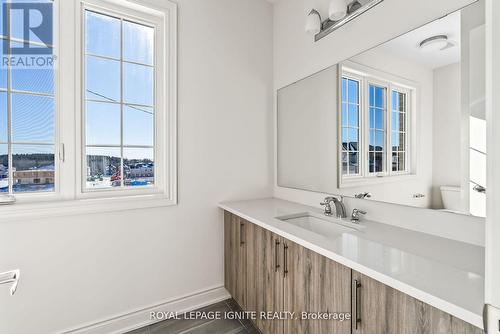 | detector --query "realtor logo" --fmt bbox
[2,2,53,55]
